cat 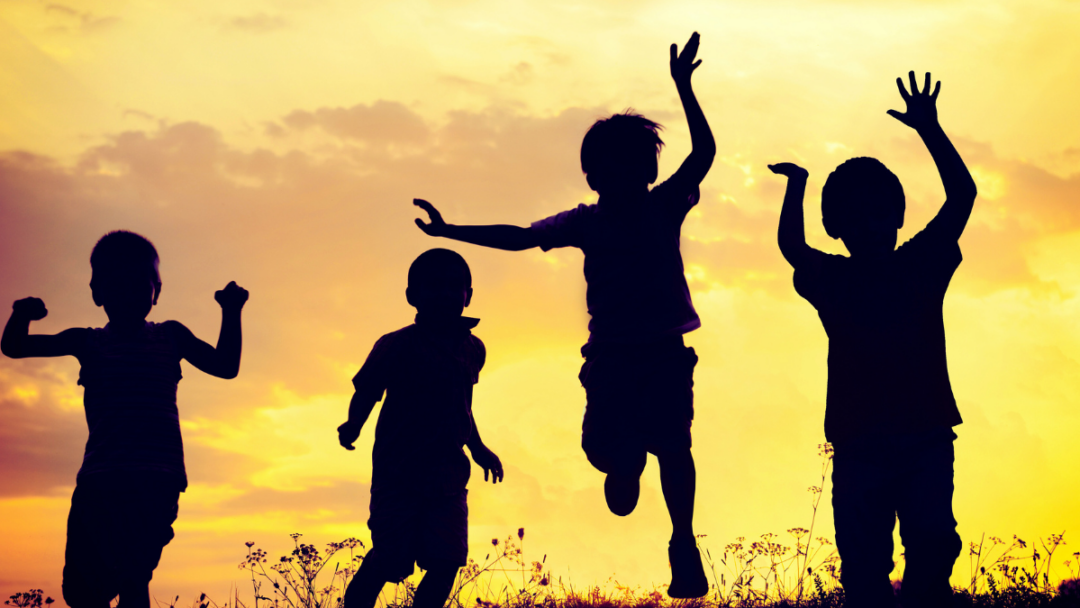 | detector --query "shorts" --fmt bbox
[62,473,181,608]
[367,486,468,582]
[578,337,697,476]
